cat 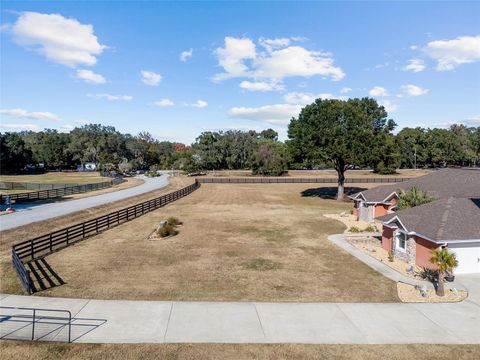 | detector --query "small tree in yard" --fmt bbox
[430,249,458,296]
[288,98,396,200]
[251,141,288,176]
[396,187,434,210]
